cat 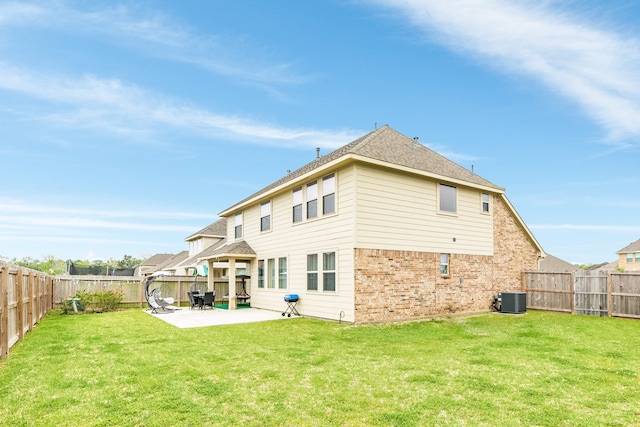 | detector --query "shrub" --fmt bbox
[62,290,123,314]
